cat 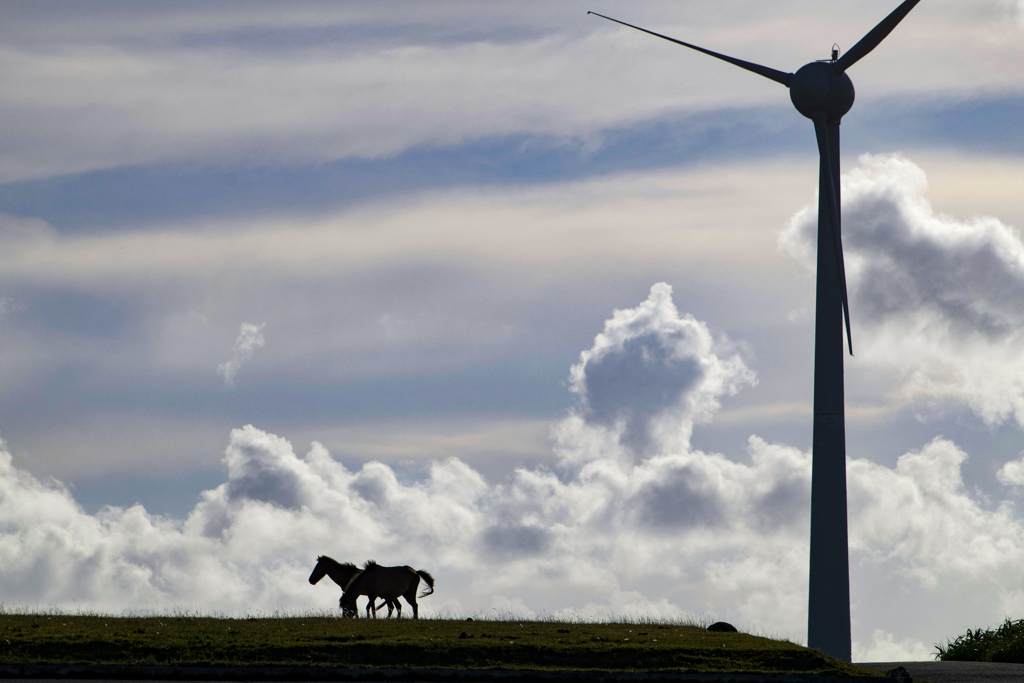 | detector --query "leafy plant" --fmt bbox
[935,618,1024,662]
